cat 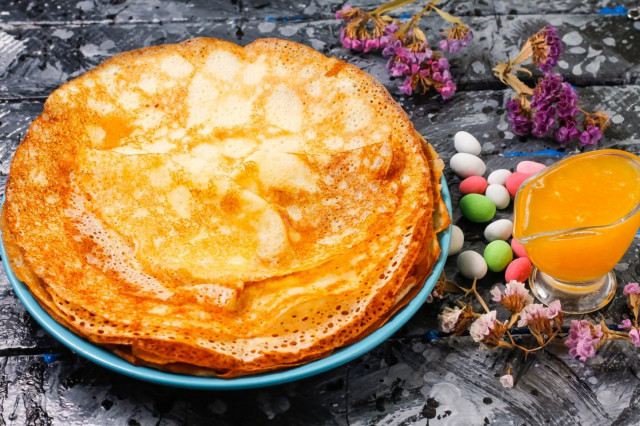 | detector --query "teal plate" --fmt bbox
[1,177,451,390]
